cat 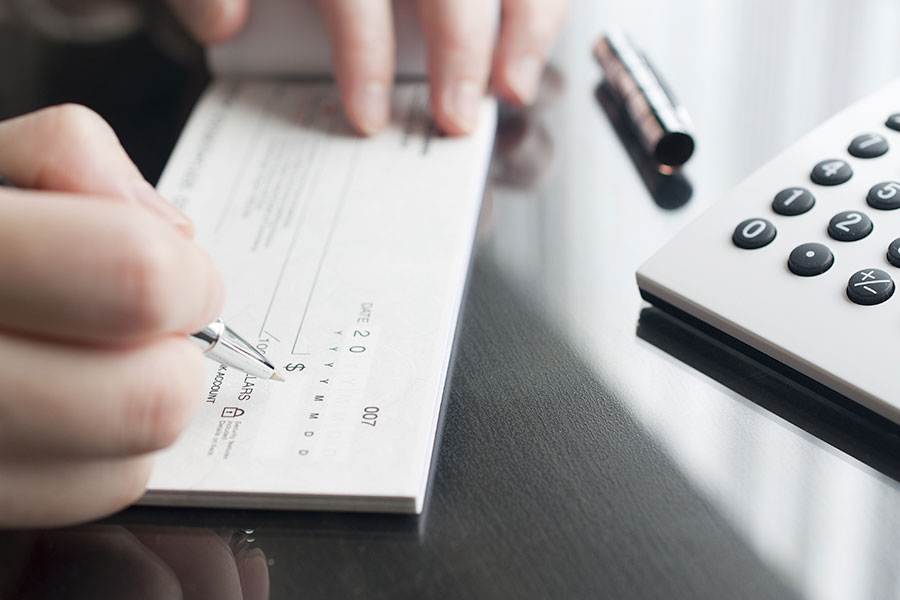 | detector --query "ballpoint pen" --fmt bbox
[0,176,283,382]
[191,320,284,381]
